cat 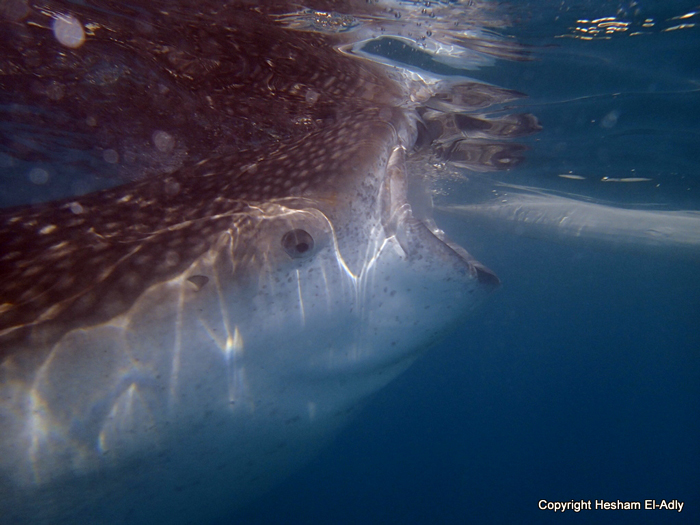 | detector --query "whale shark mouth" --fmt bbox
[0,1,536,522]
